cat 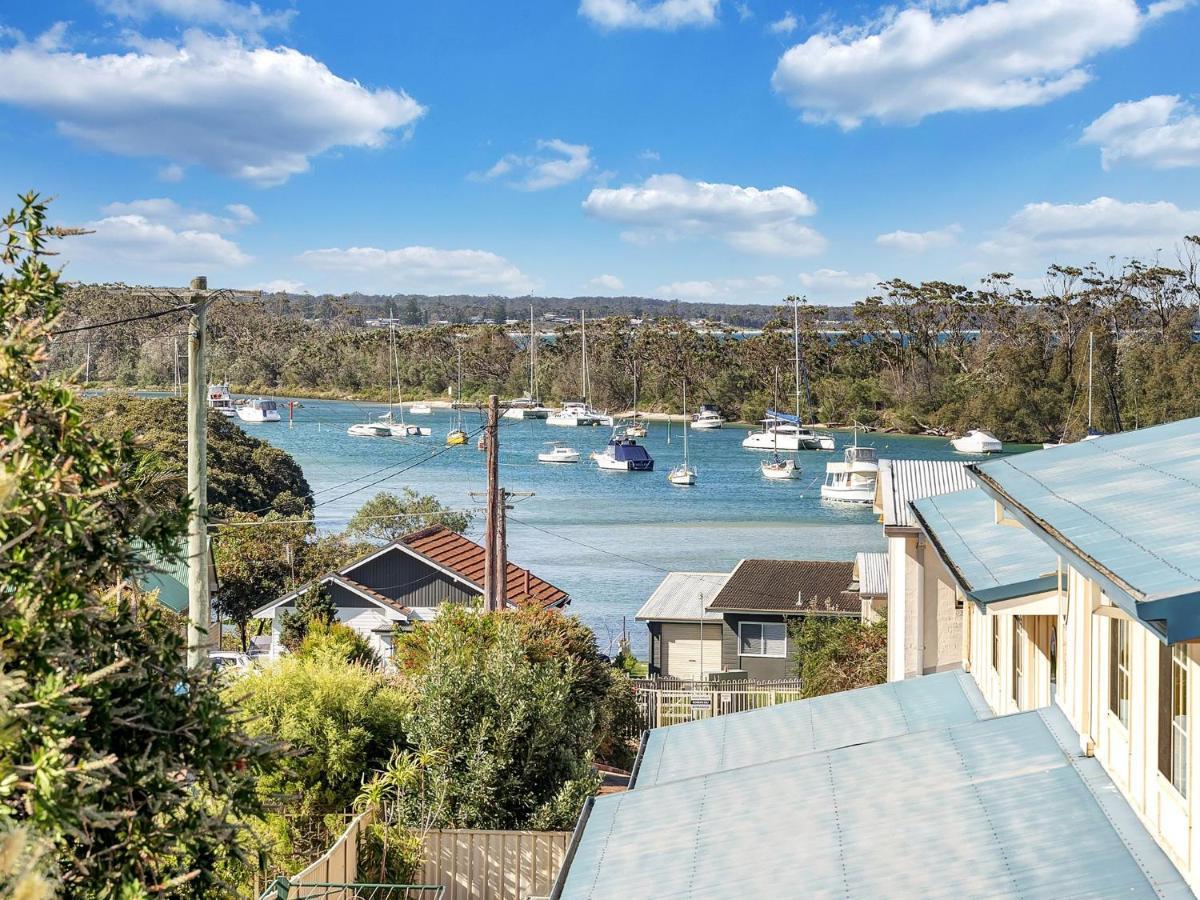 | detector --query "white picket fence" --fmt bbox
[630,680,806,733]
